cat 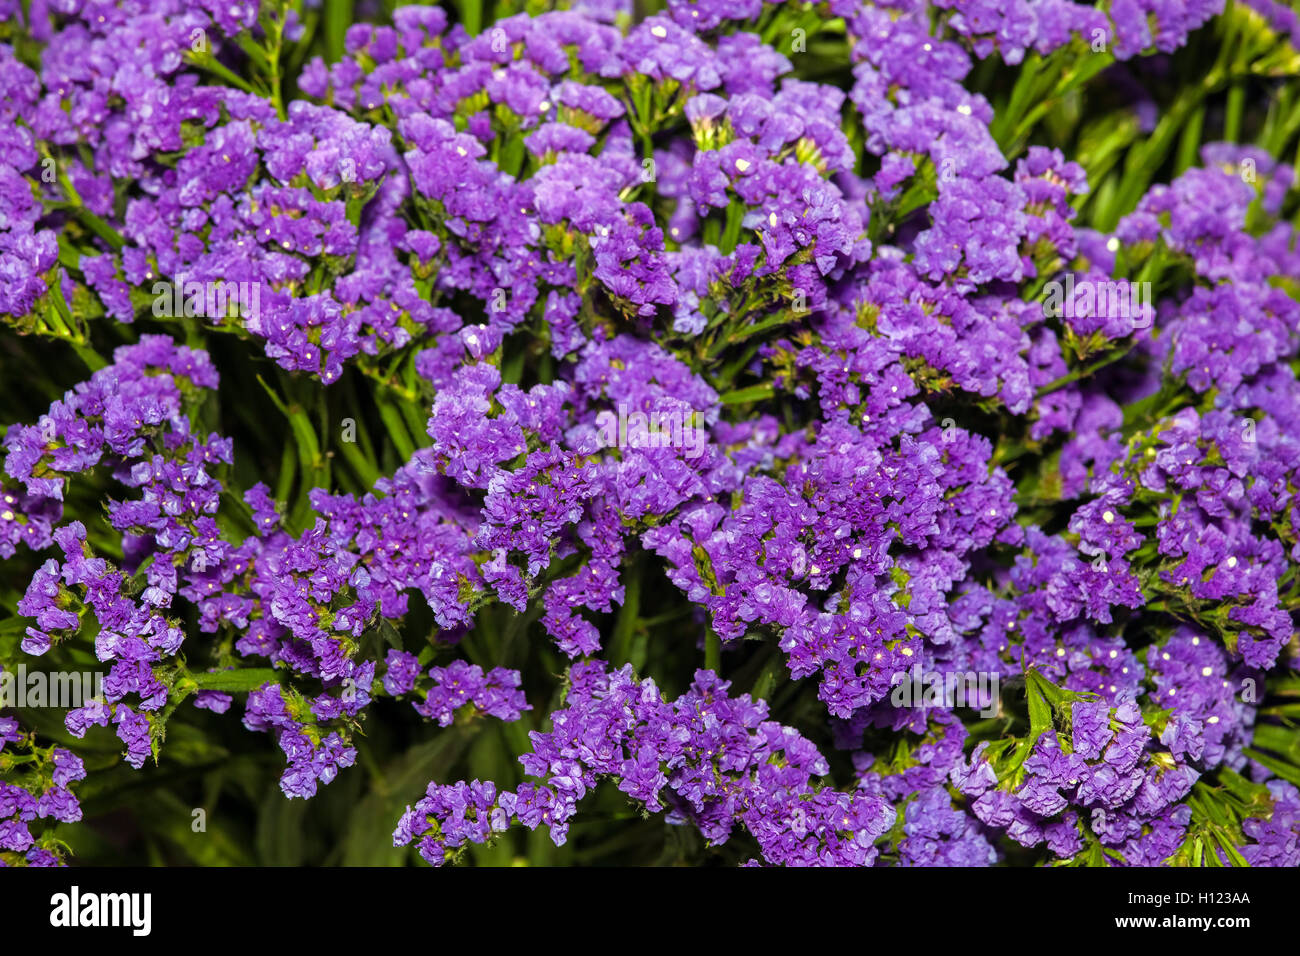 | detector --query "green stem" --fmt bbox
[1037,347,1130,397]
[704,630,721,674]
[1223,81,1245,142]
